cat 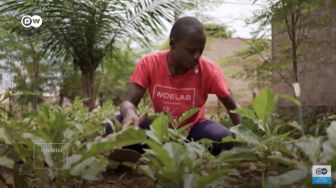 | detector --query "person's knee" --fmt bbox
[212,128,233,141]
[212,129,234,154]
[189,120,235,154]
